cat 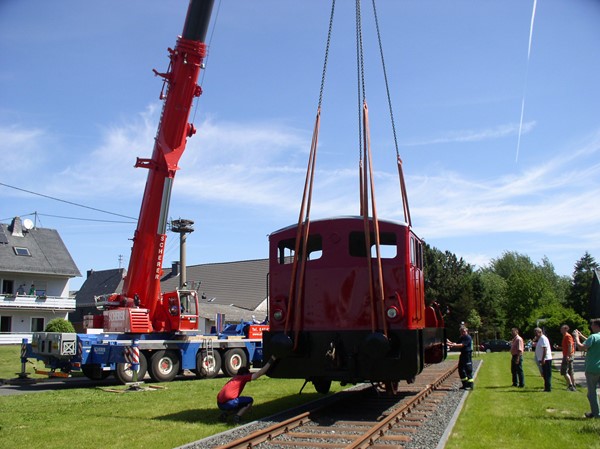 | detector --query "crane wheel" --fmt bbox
[115,352,148,384]
[196,349,222,379]
[148,350,180,382]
